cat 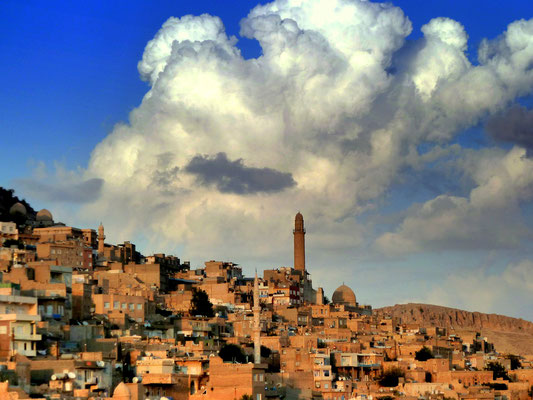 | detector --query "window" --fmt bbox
[104,302,110,309]
[324,383,329,389]
[129,303,134,311]
[122,303,127,309]
[114,301,119,309]
[137,304,142,310]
